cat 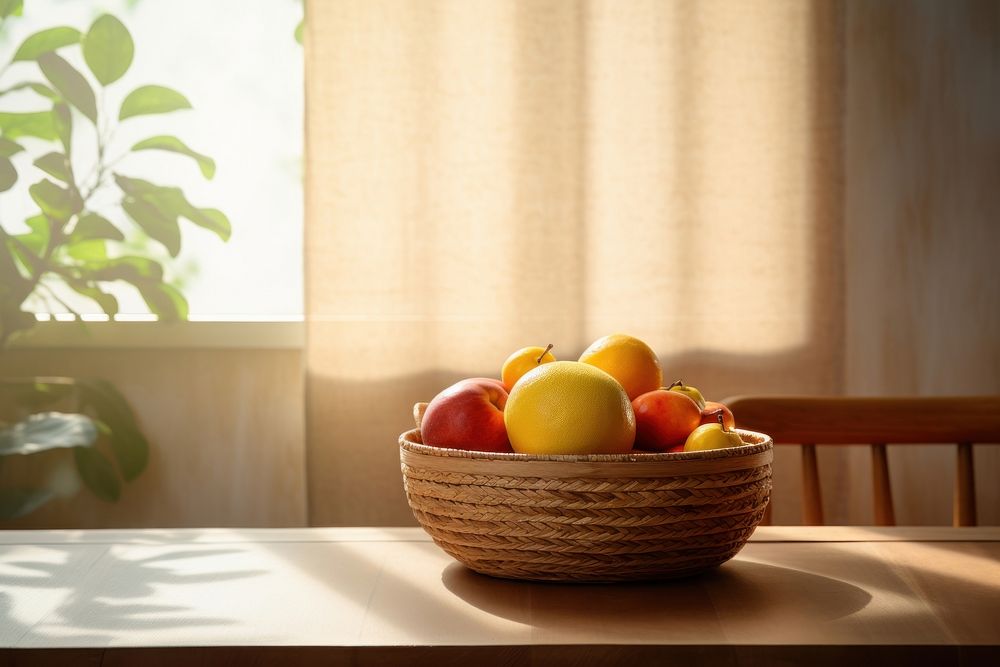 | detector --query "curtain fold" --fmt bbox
[305,0,843,525]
